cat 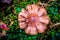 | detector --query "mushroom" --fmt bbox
[18,4,50,35]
